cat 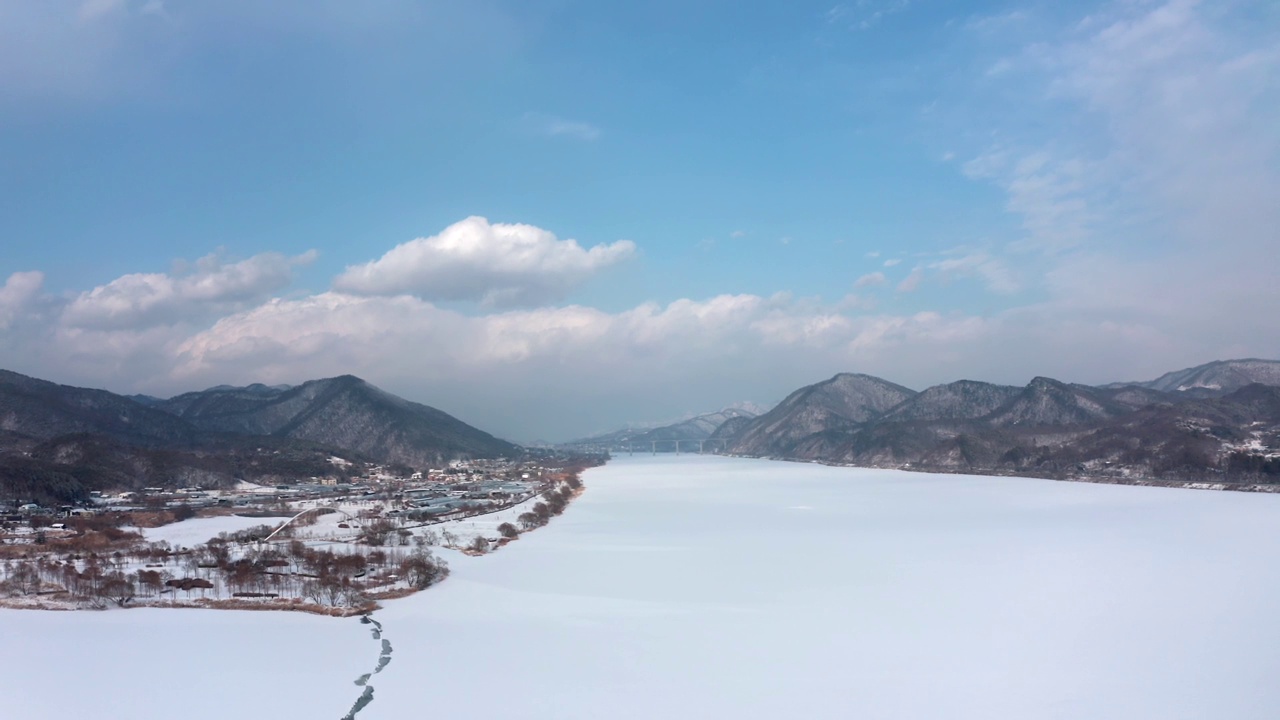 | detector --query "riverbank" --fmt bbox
[0,463,593,614]
[714,452,1280,494]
